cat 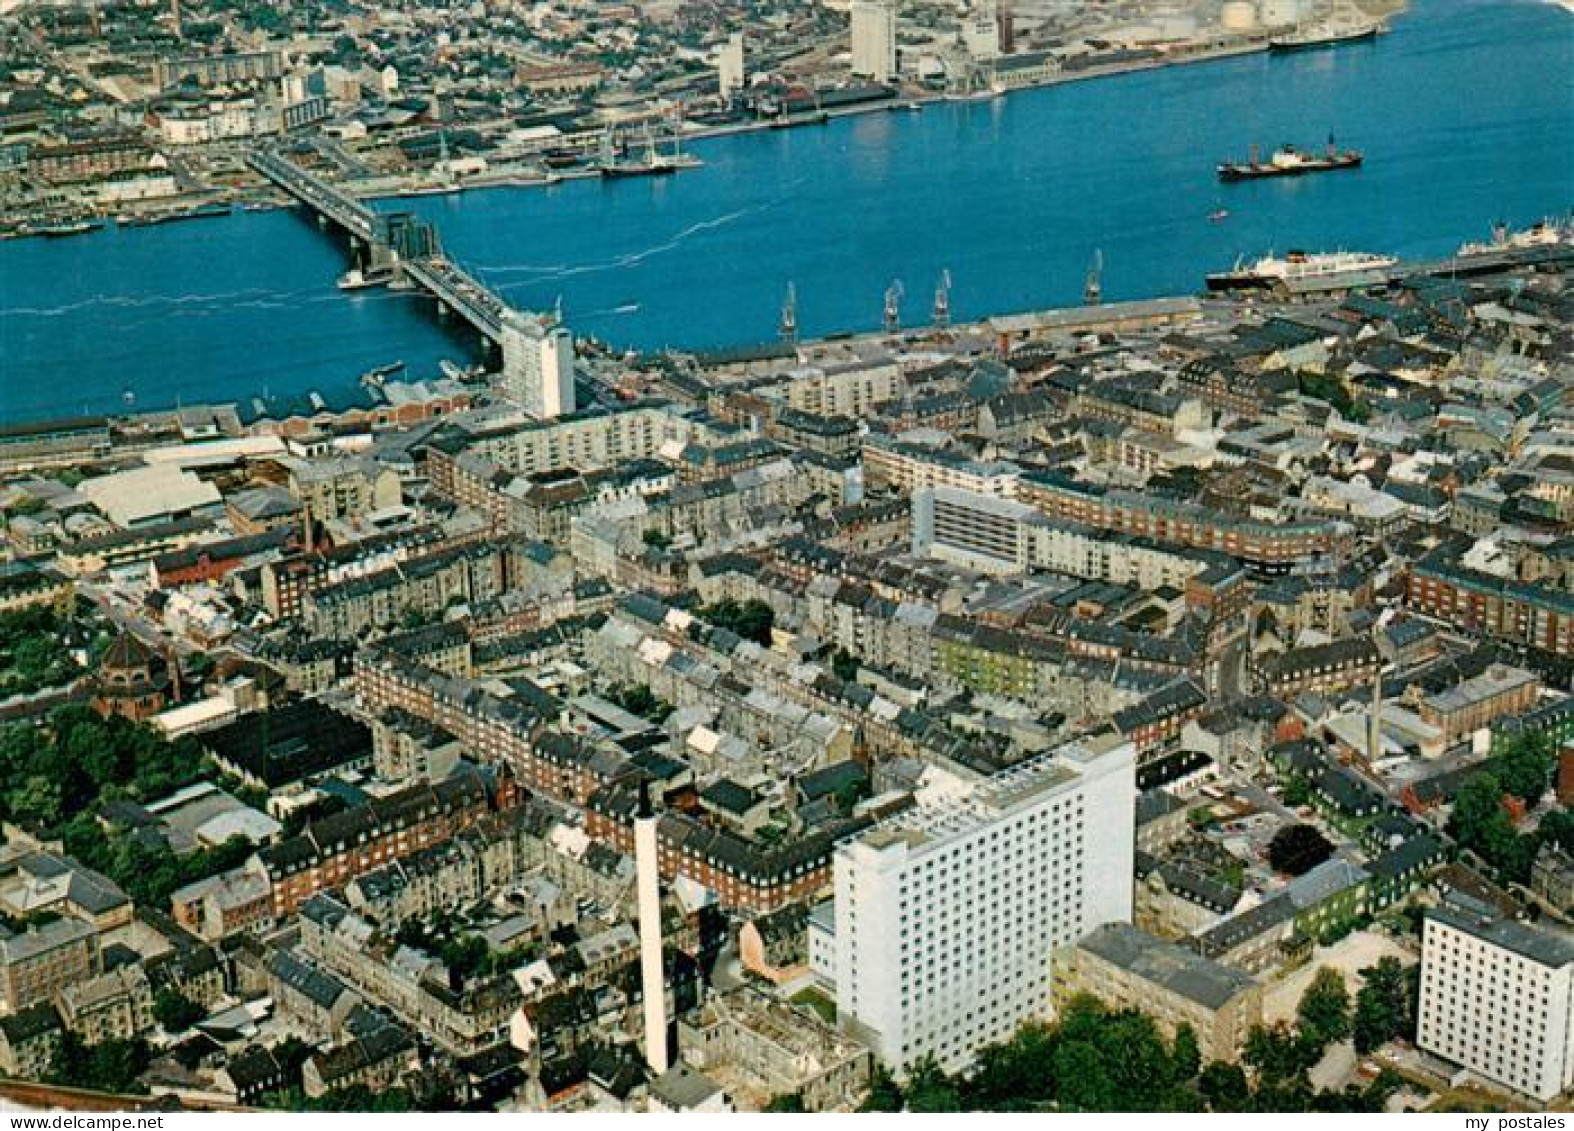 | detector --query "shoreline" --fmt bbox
[7,16,1396,226]
[5,231,1569,441]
